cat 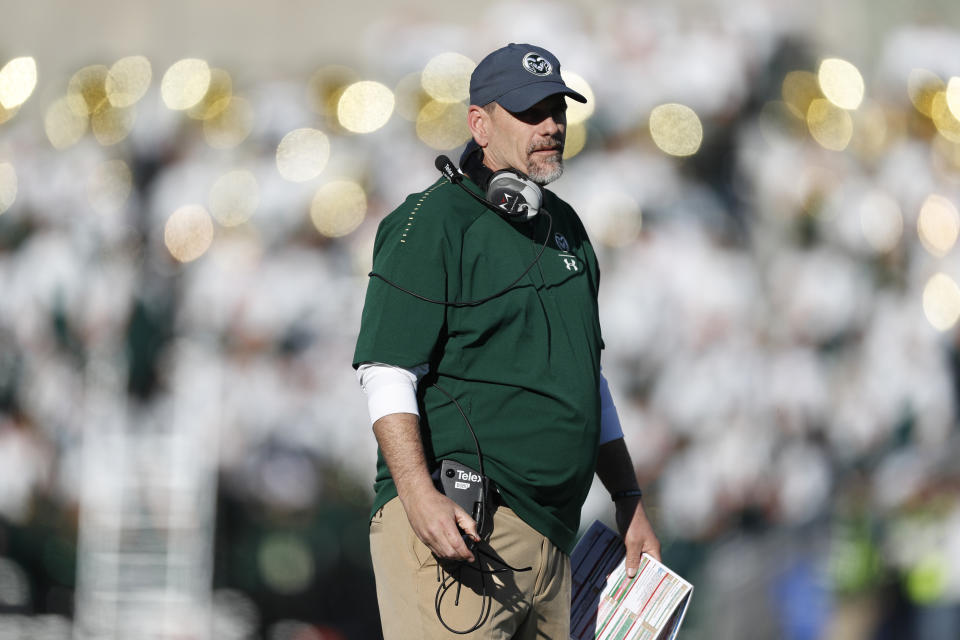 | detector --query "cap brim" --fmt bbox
[496,81,587,113]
